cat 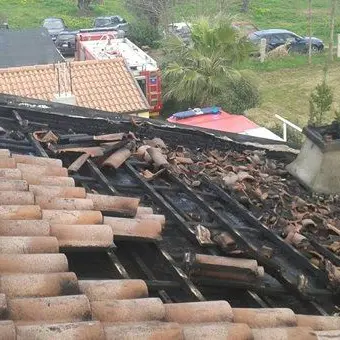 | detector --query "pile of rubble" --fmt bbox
[135,138,340,258]
[36,131,340,283]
